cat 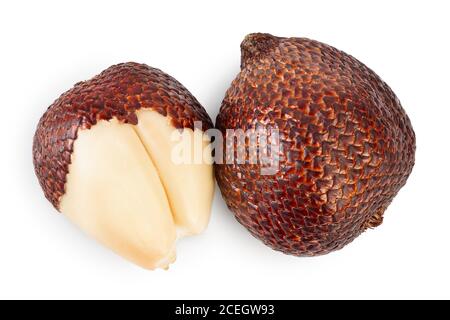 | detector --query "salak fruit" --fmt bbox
[215,33,416,256]
[33,62,215,269]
